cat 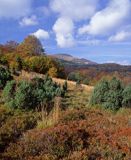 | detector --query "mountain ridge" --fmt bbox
[50,53,97,65]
